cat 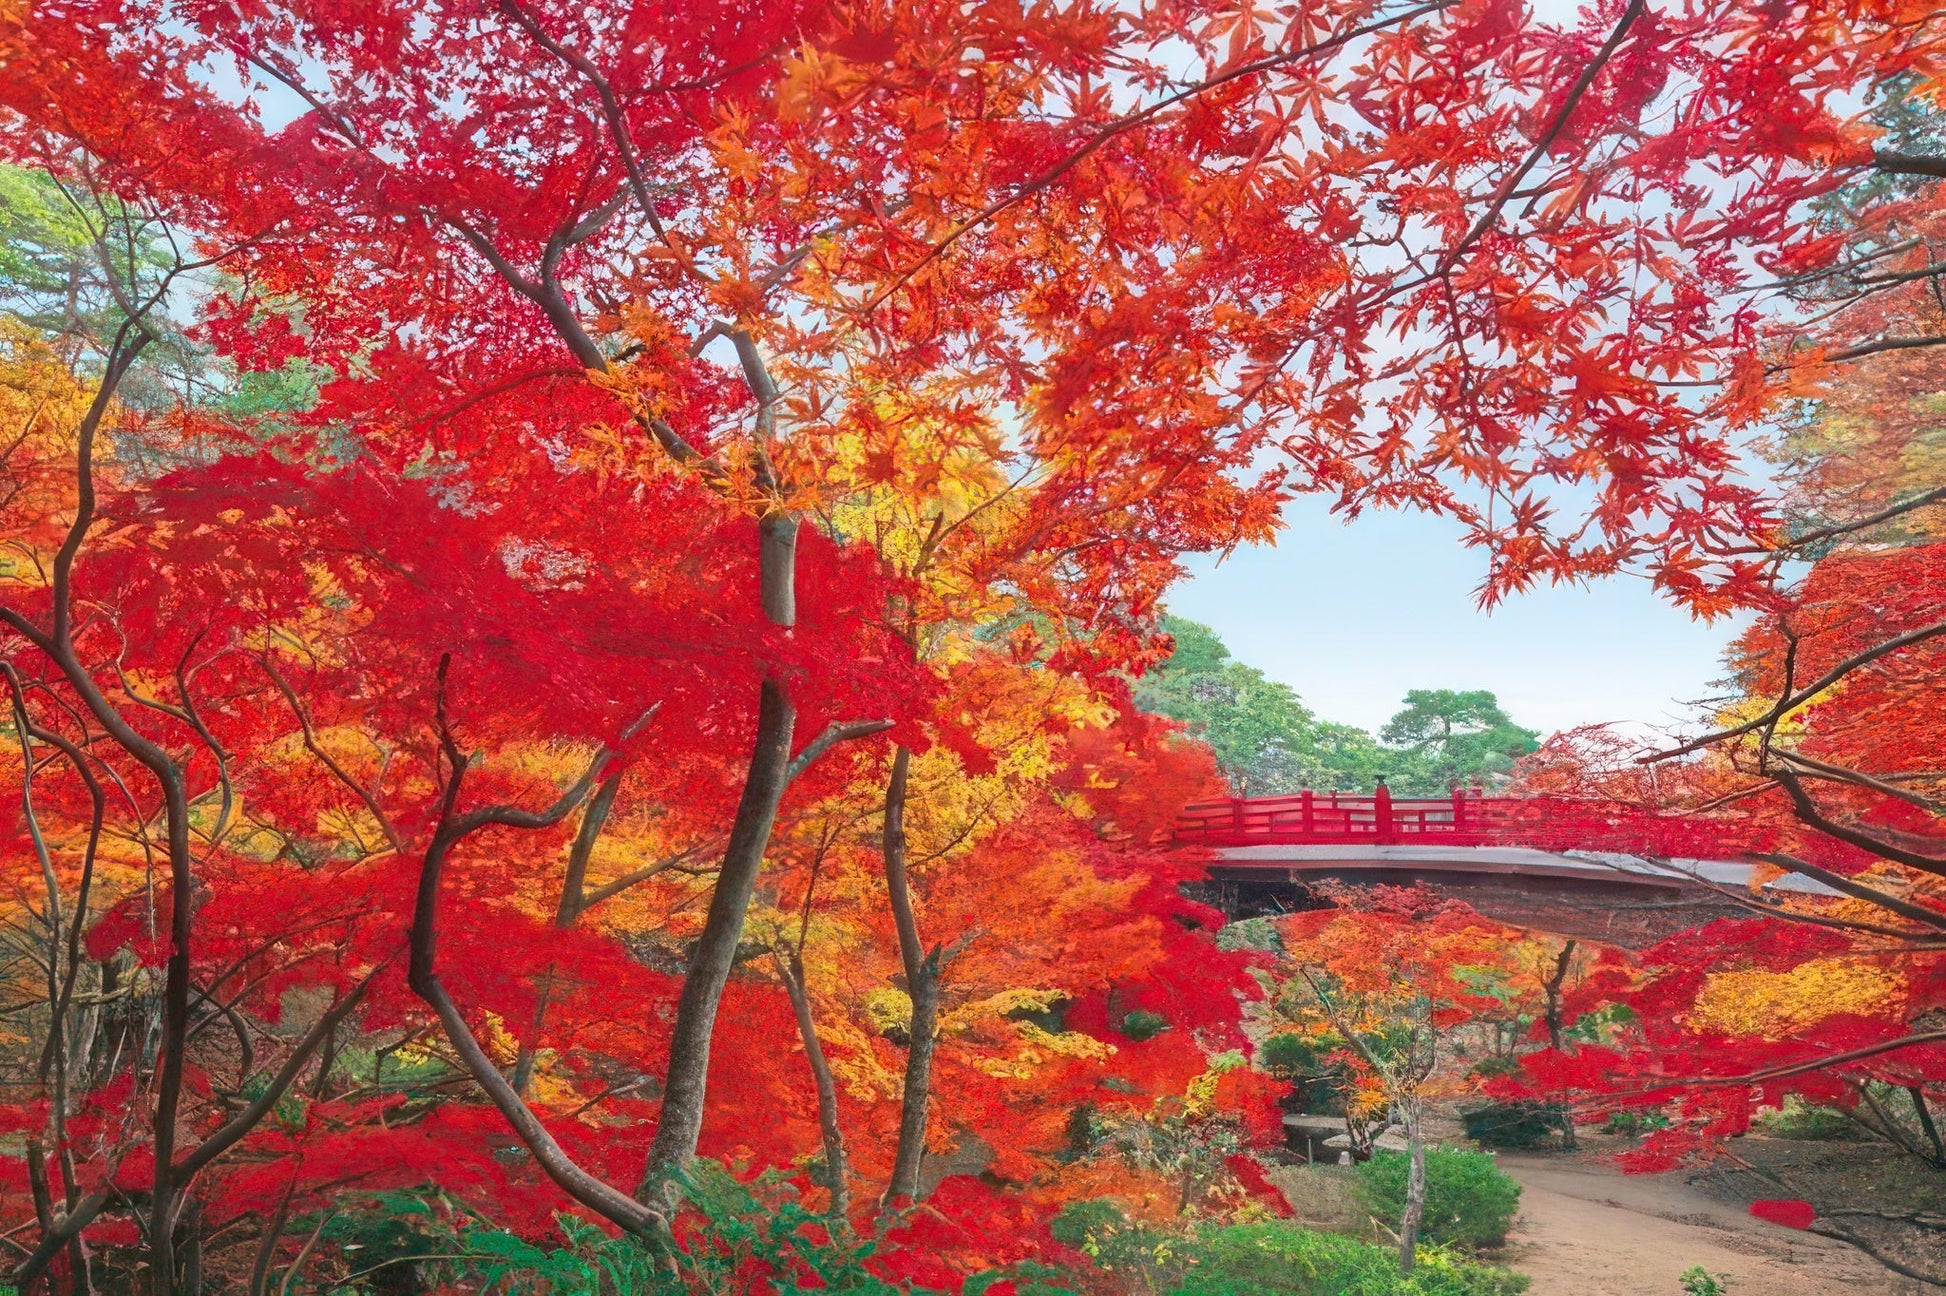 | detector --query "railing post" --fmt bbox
[1231,797,1243,838]
[1374,780,1393,843]
[1452,787,1466,832]
[1301,789,1315,838]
